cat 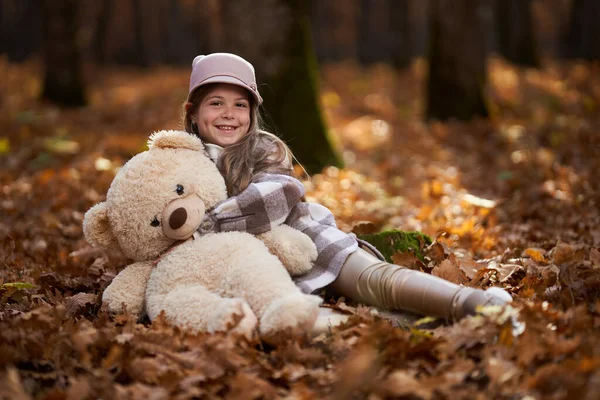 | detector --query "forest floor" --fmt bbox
[0,57,599,399]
